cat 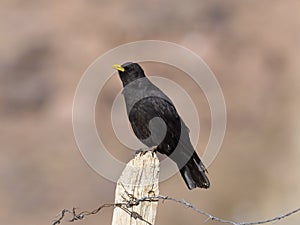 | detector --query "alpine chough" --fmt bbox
[113,62,210,190]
